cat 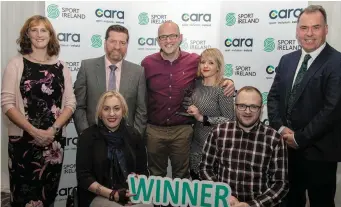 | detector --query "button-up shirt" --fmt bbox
[200,121,288,207]
[141,51,199,126]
